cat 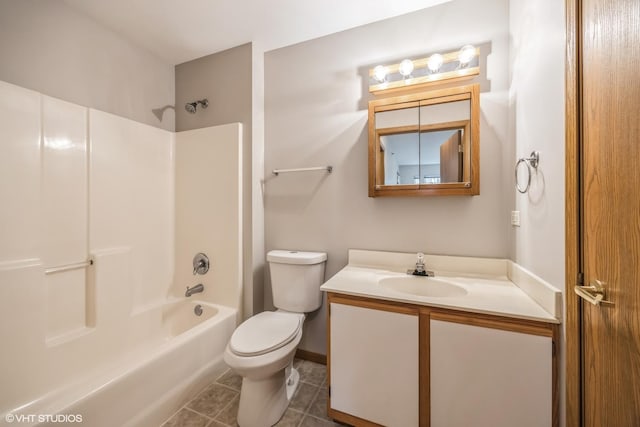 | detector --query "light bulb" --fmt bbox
[373,65,388,83]
[458,44,476,66]
[399,59,414,77]
[427,53,444,73]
